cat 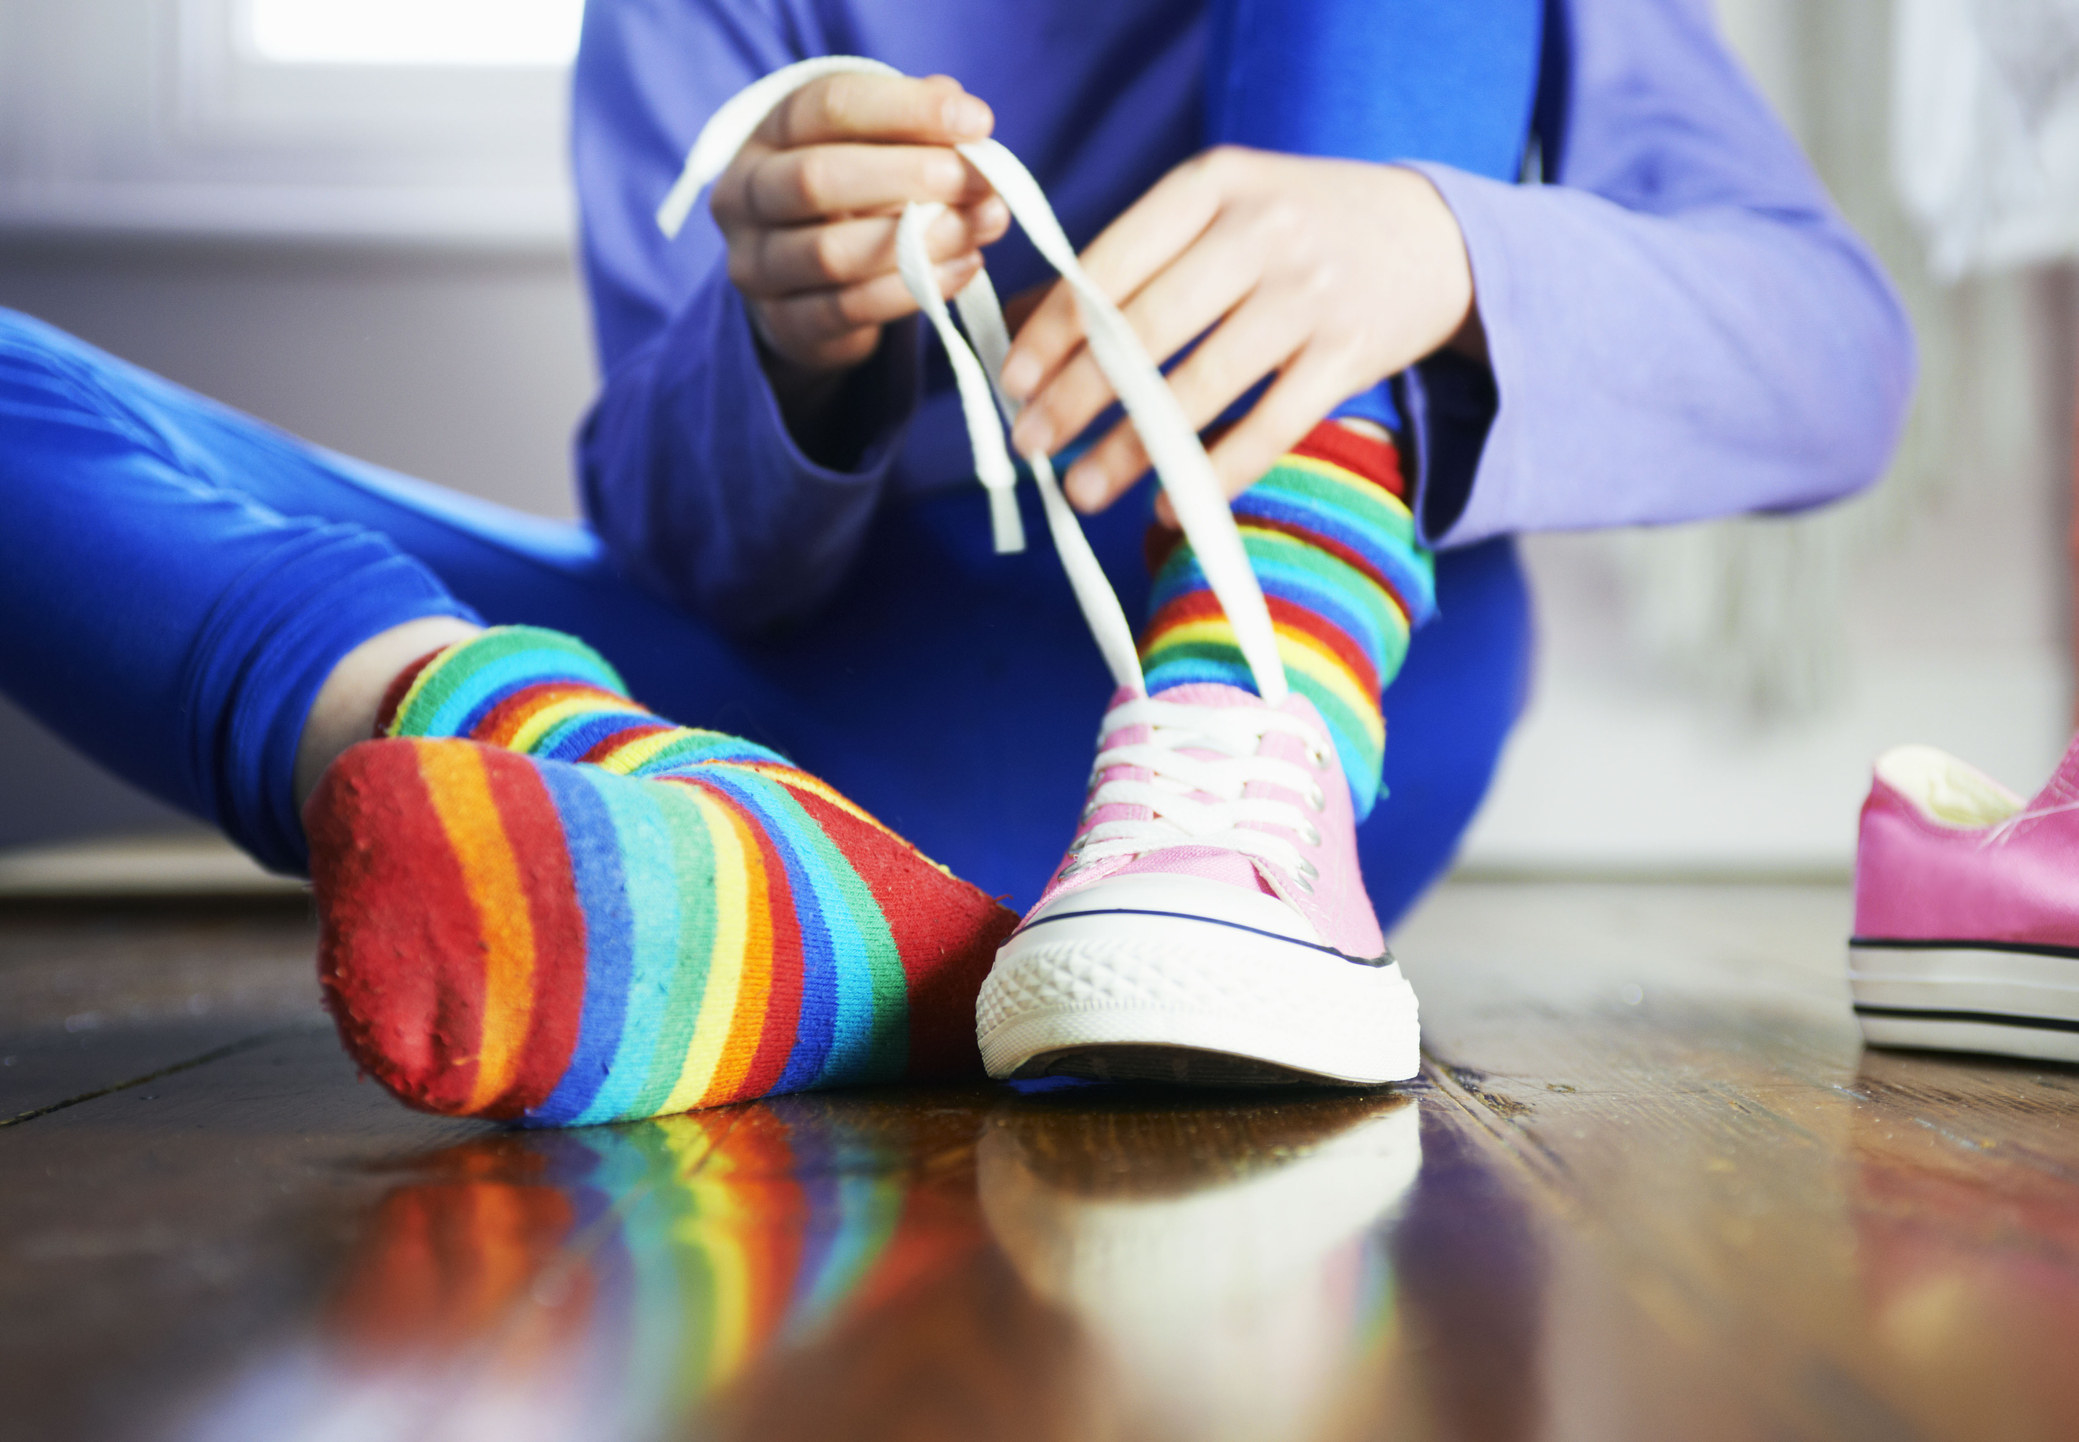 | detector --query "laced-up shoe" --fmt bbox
[1852,739,2079,1063]
[976,685,1417,1083]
